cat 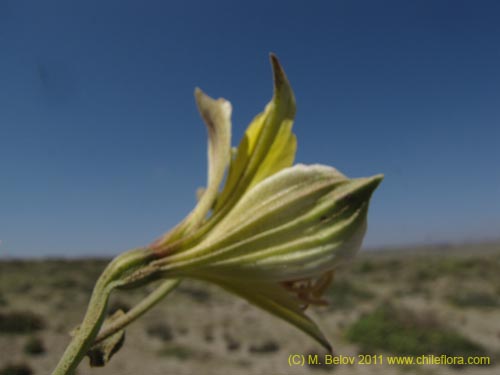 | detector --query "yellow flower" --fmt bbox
[51,55,383,375]
[148,54,383,350]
